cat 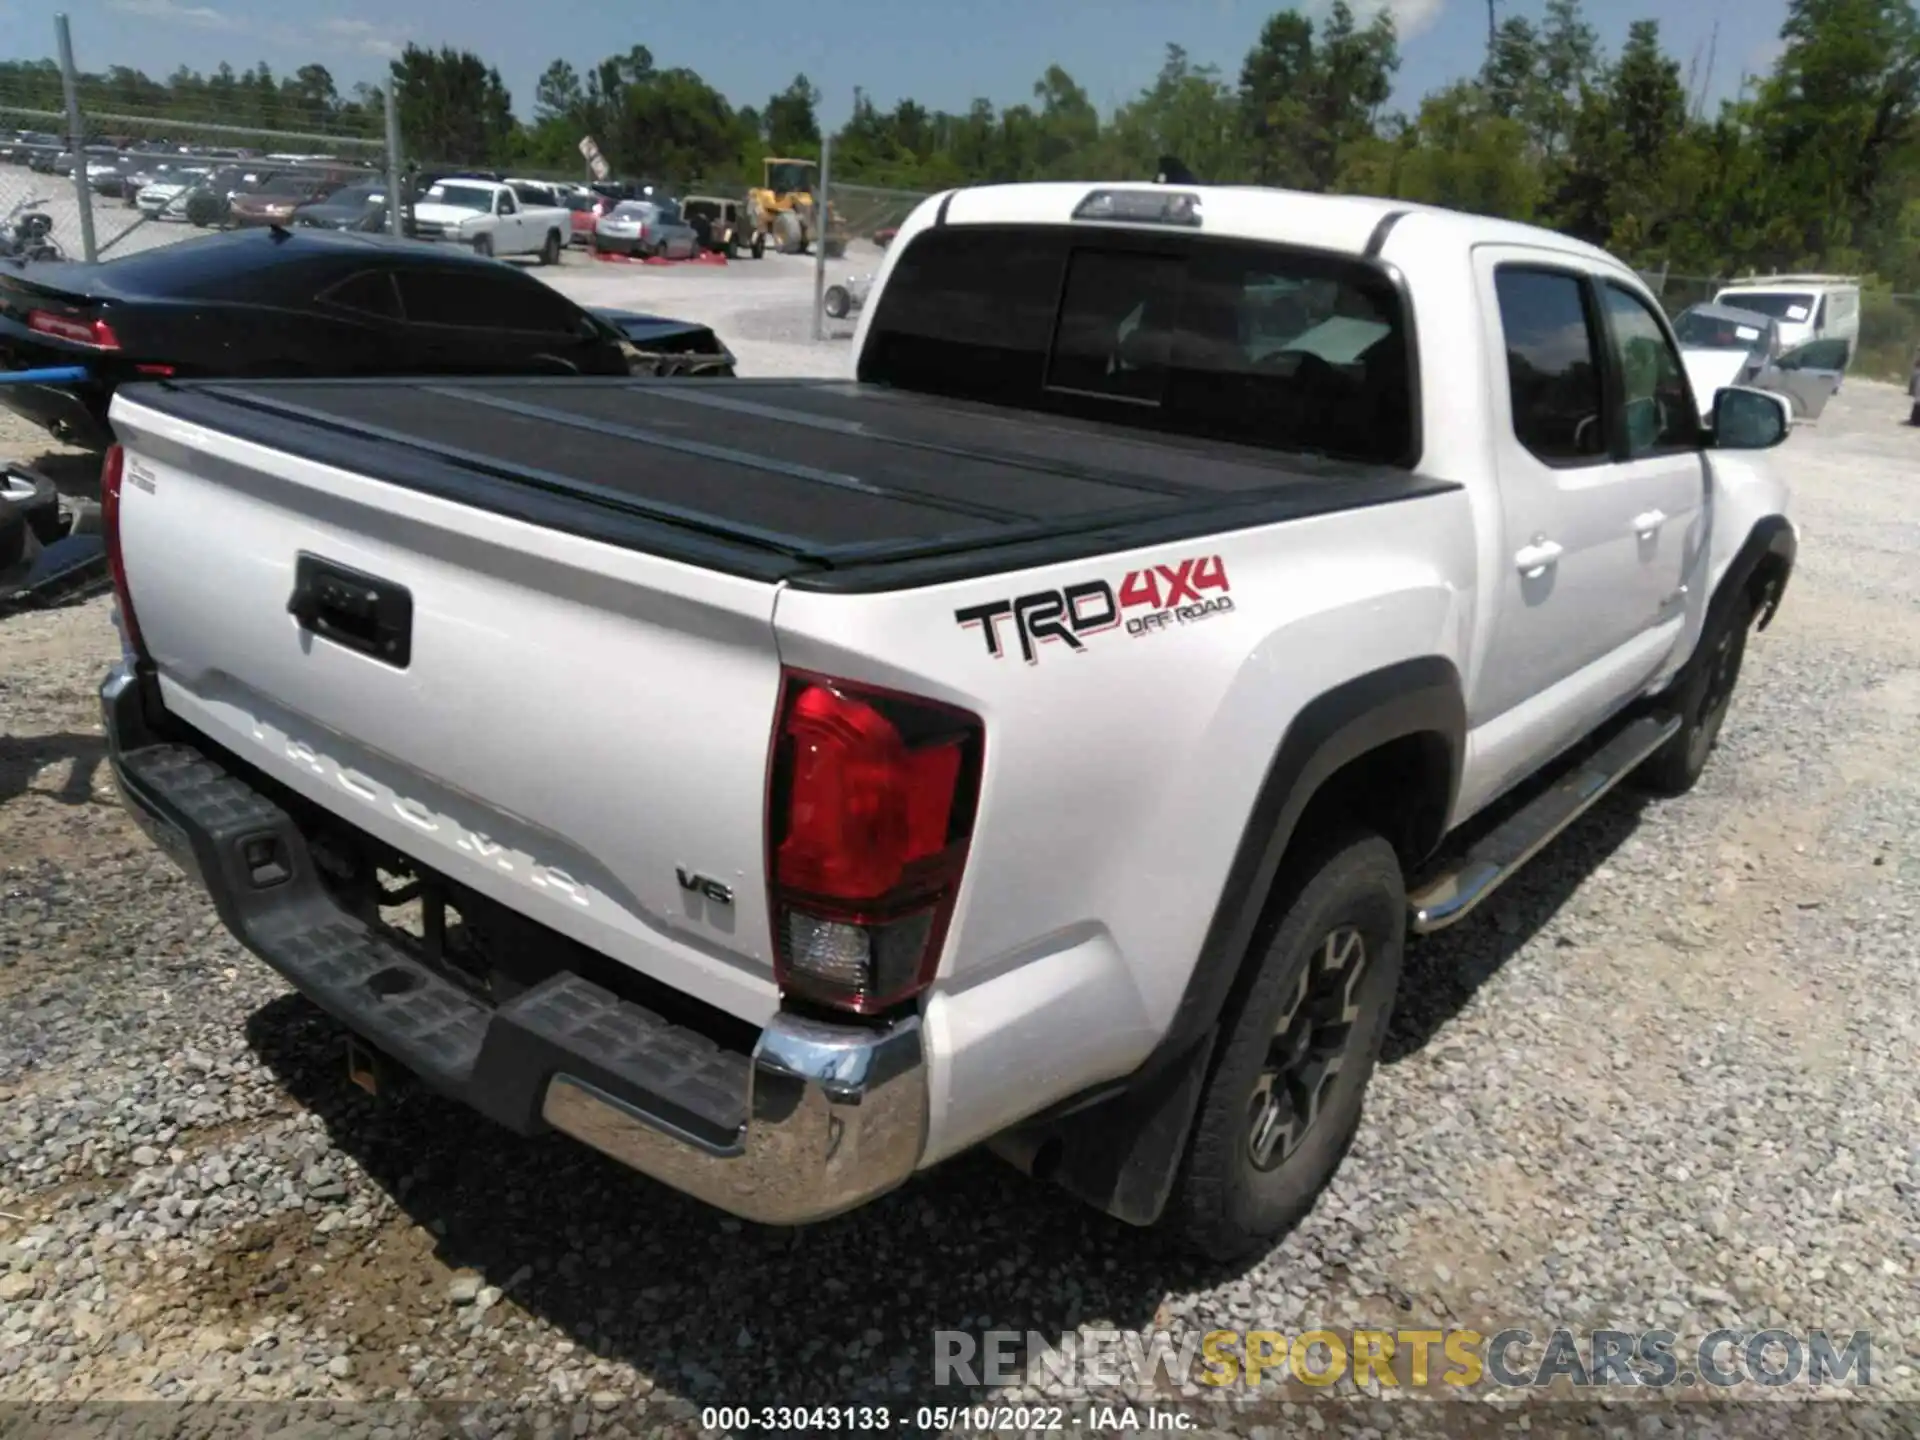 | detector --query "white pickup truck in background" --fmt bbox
[98,179,1796,1259]
[408,177,569,265]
